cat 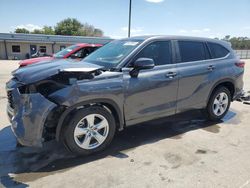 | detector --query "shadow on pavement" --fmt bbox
[0,110,237,187]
